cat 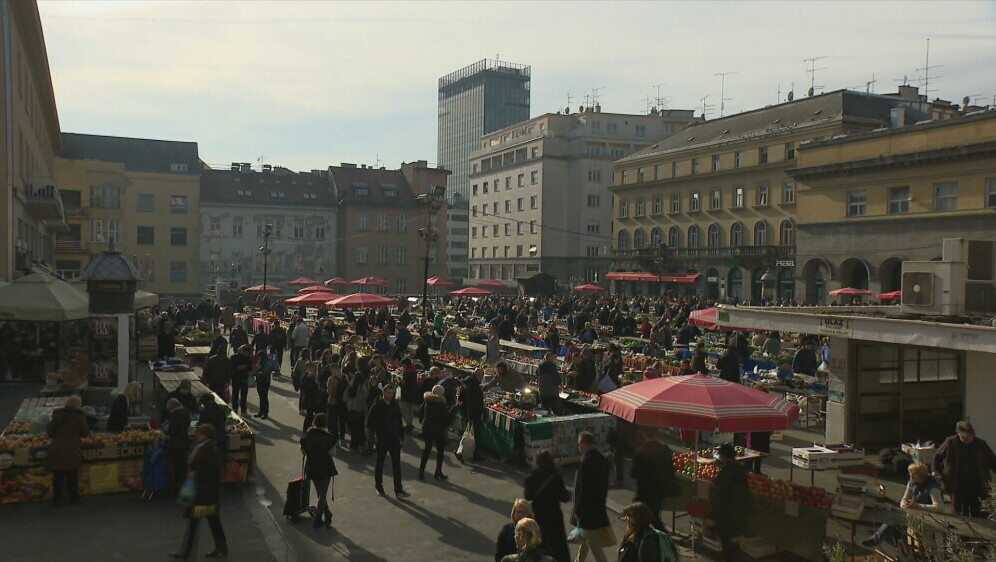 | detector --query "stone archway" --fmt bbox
[879,257,904,293]
[802,258,832,305]
[839,257,871,290]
